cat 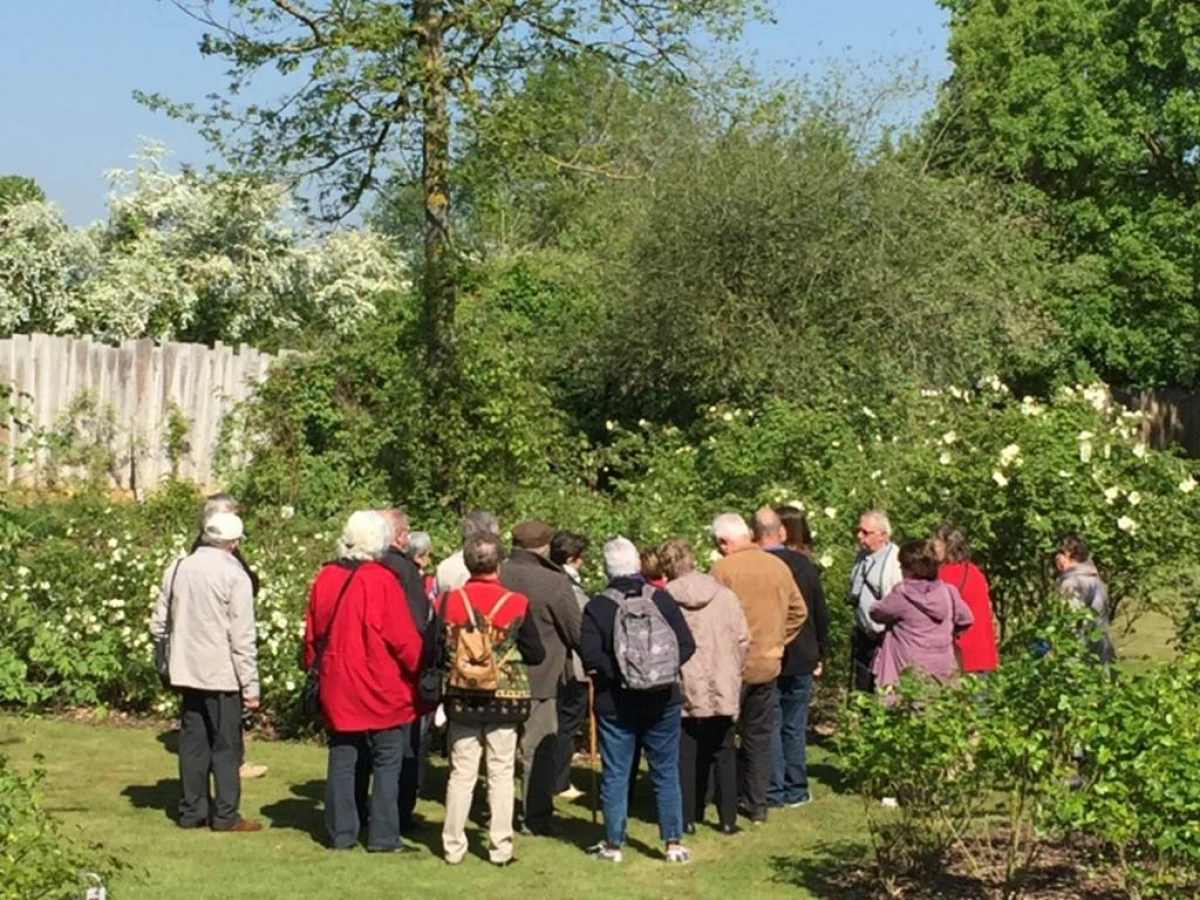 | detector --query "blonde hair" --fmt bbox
[658,538,697,581]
